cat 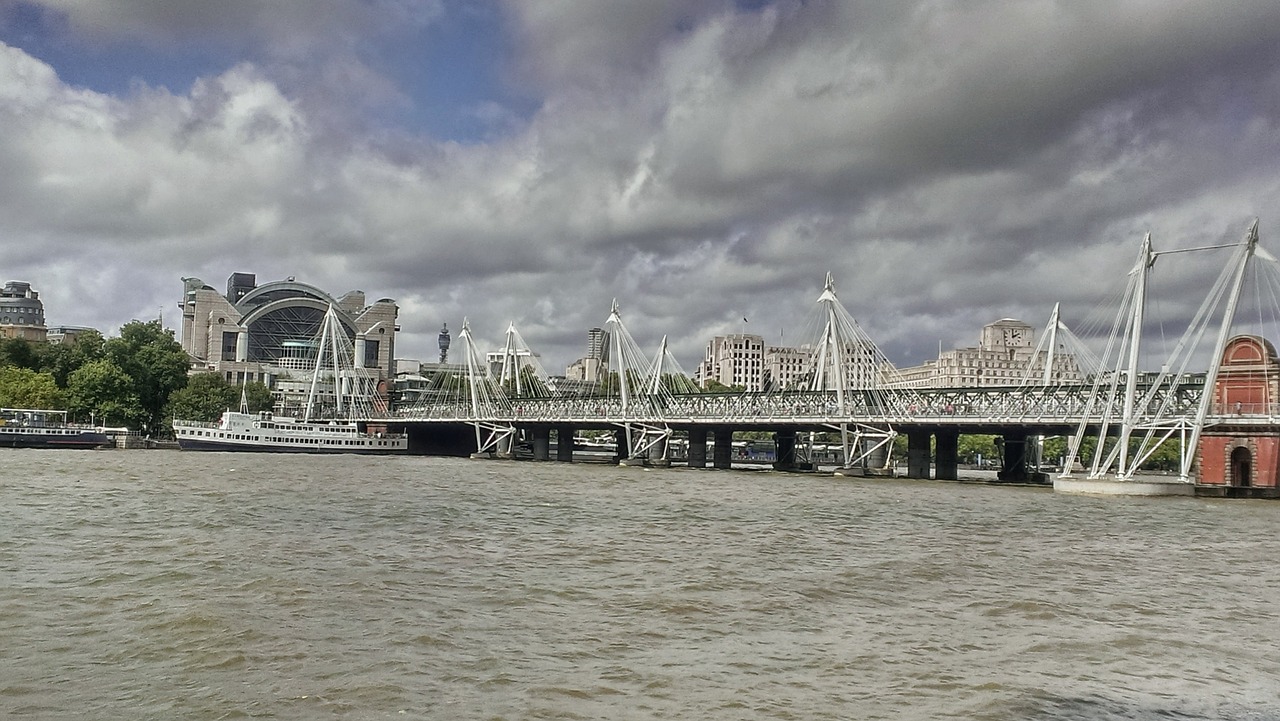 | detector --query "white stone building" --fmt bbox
[891,318,1083,388]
